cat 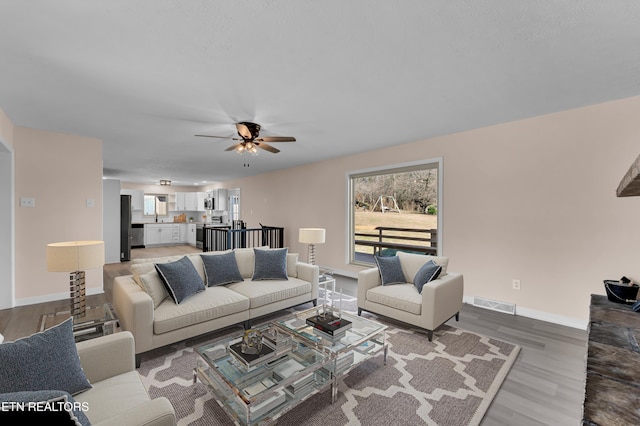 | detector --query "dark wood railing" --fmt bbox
[354,226,437,256]
[203,226,284,252]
